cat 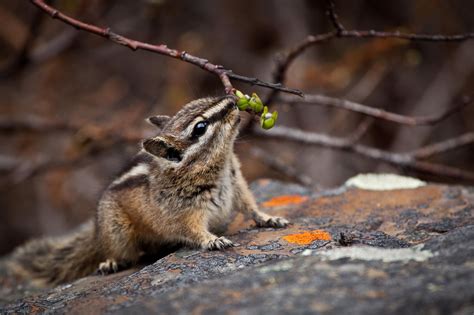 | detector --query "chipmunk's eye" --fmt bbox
[191,121,209,139]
